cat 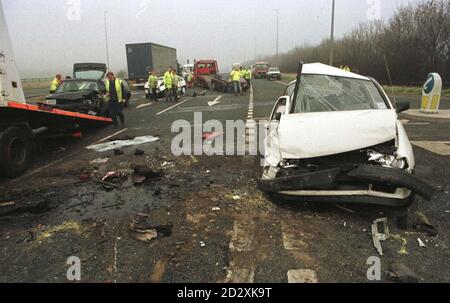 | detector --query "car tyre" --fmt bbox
[0,127,32,178]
